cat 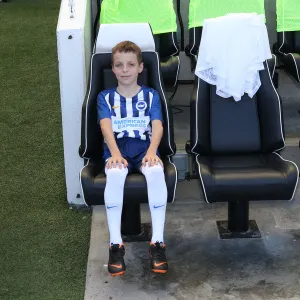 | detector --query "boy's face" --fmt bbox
[112,51,143,86]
